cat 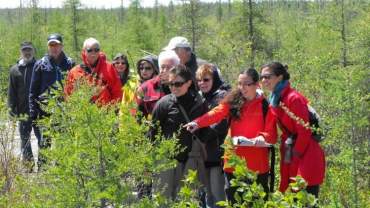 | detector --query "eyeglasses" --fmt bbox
[197,78,211,83]
[169,81,186,88]
[140,66,153,71]
[238,82,255,87]
[260,73,275,80]
[86,48,100,53]
[114,62,126,65]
